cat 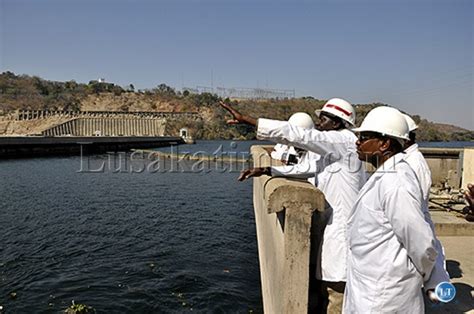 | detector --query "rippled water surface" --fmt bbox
[0,141,263,313]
